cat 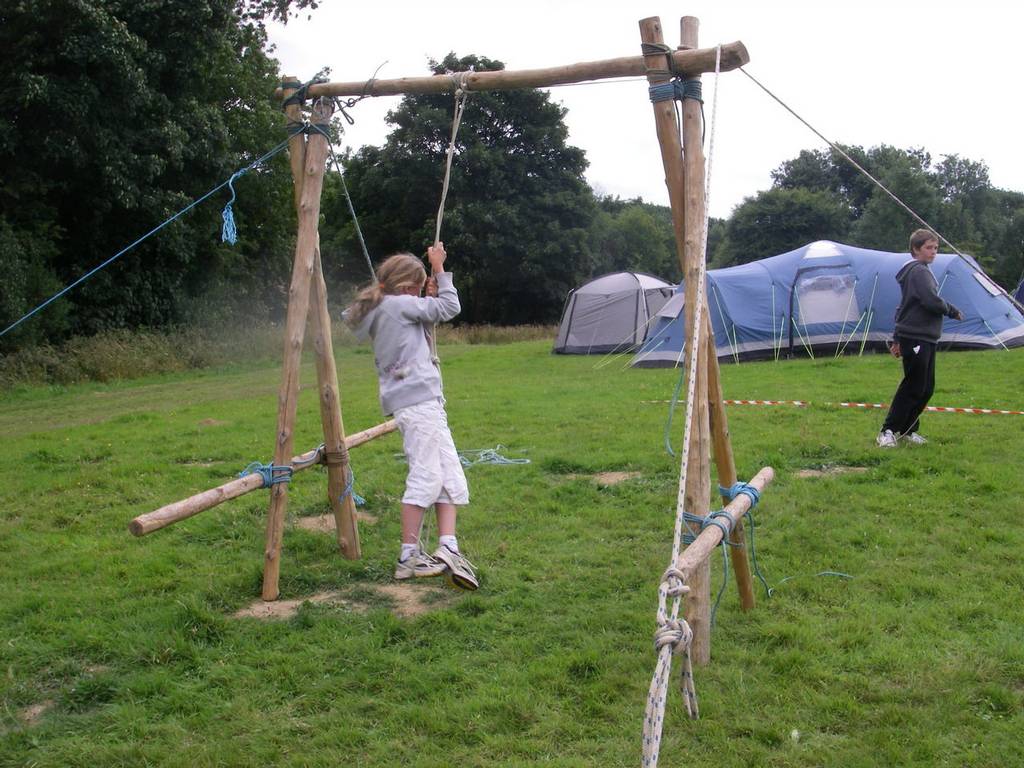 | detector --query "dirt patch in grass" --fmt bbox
[198,418,228,427]
[574,471,642,486]
[374,583,452,618]
[233,591,350,620]
[293,511,378,534]
[794,466,869,478]
[232,582,449,621]
[19,701,54,726]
